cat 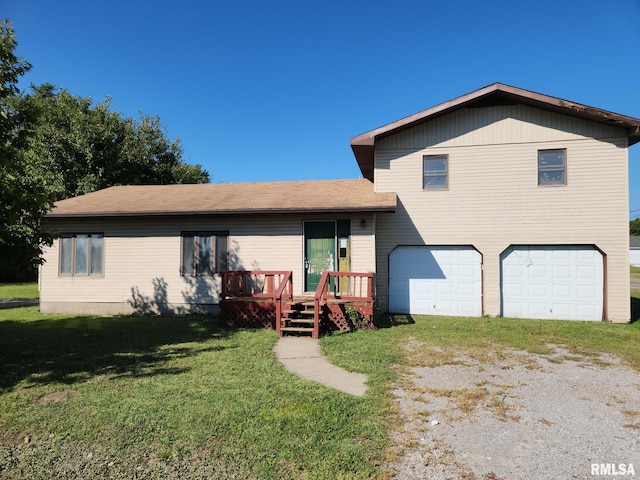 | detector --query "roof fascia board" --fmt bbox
[45,204,397,219]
